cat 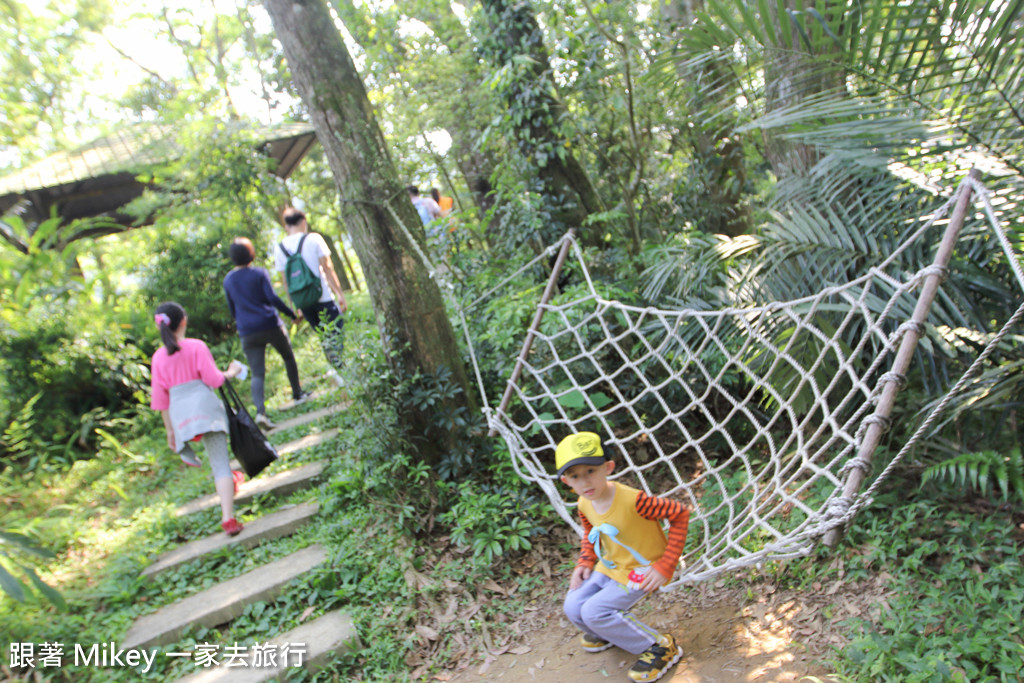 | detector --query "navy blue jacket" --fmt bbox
[223,266,296,337]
